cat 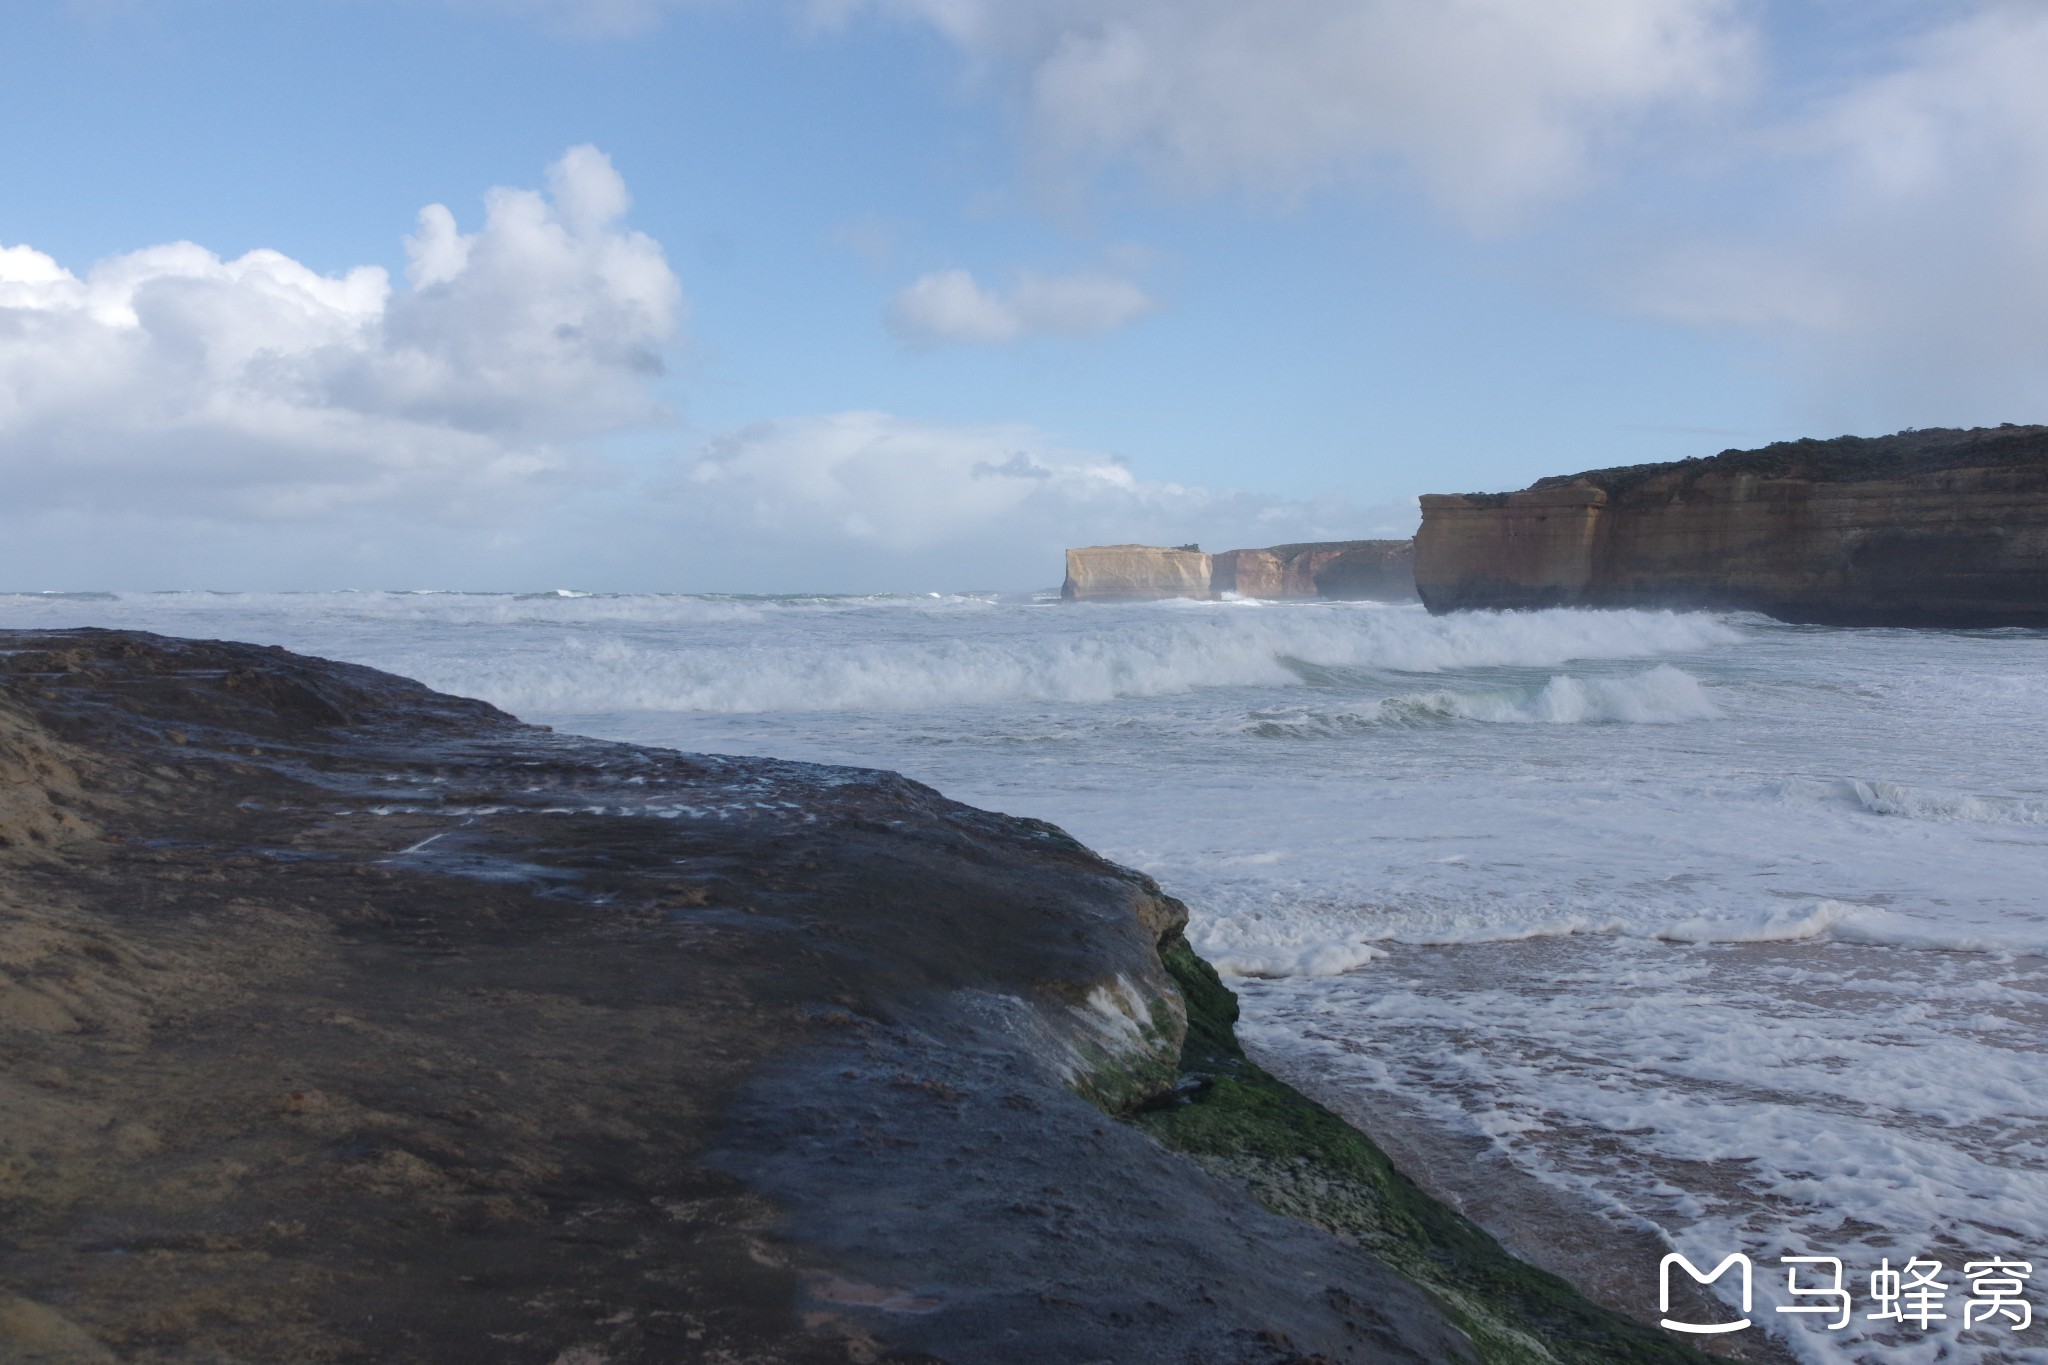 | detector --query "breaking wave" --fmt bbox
[1770,775,2048,826]
[1847,779,2048,825]
[1246,665,1719,733]
[413,603,1741,715]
